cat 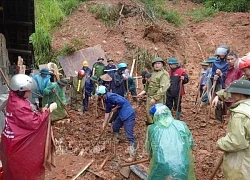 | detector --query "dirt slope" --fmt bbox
[49,0,250,179]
